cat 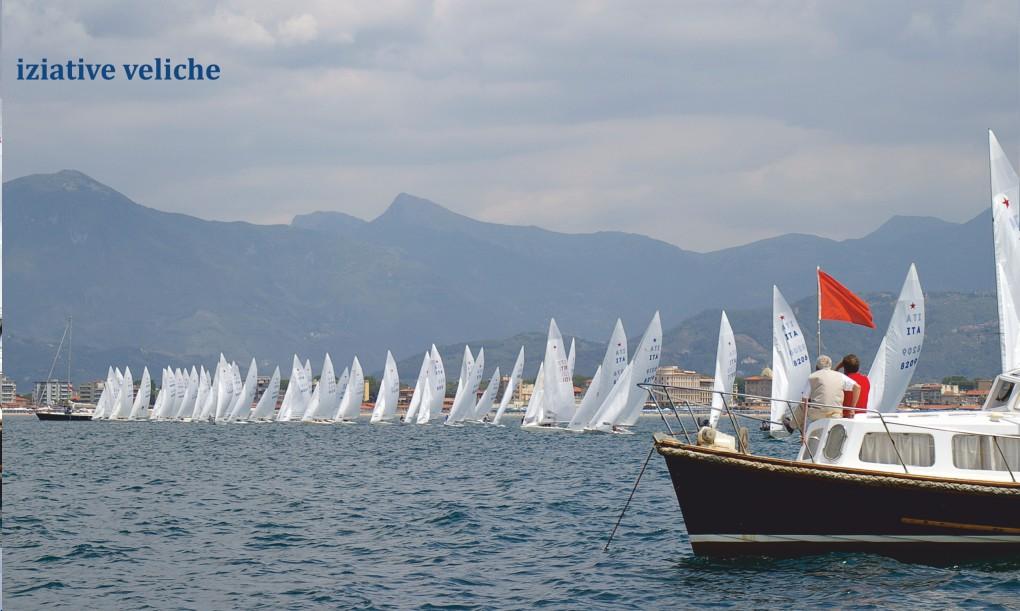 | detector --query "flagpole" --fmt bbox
[816,266,822,358]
